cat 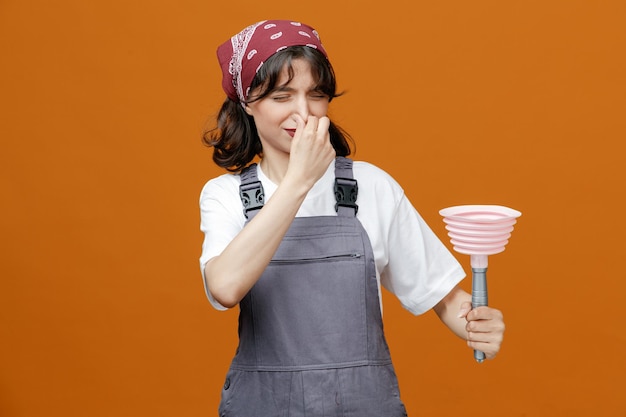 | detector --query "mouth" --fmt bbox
[284,128,296,138]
